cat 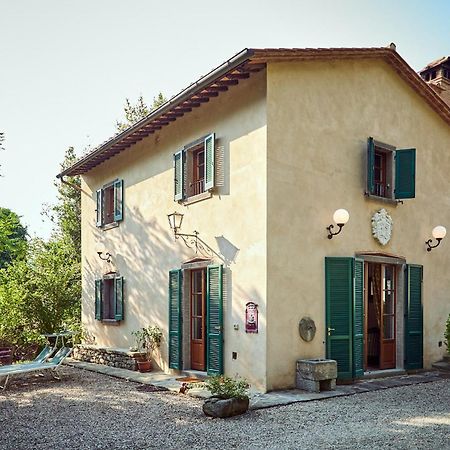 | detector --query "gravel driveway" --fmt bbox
[1,367,449,450]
